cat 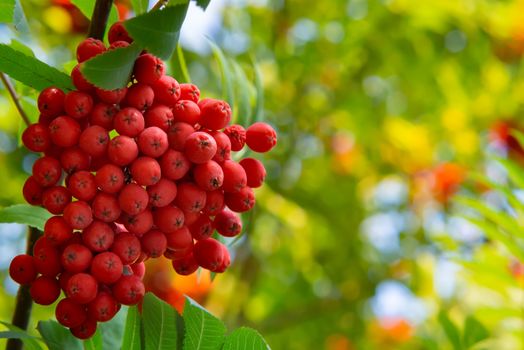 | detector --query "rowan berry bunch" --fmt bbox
[10,22,277,339]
